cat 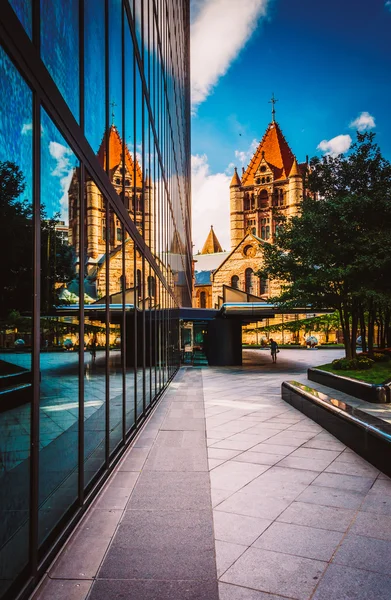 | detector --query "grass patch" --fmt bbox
[316,362,391,385]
